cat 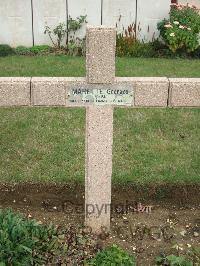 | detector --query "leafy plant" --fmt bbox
[44,23,67,49]
[87,244,136,266]
[15,45,51,56]
[0,208,58,265]
[67,15,87,56]
[67,38,86,56]
[116,34,158,58]
[187,247,200,265]
[67,15,87,36]
[156,254,193,266]
[0,45,15,57]
[0,209,102,265]
[29,45,51,55]
[158,3,200,53]
[44,15,87,55]
[15,46,32,55]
